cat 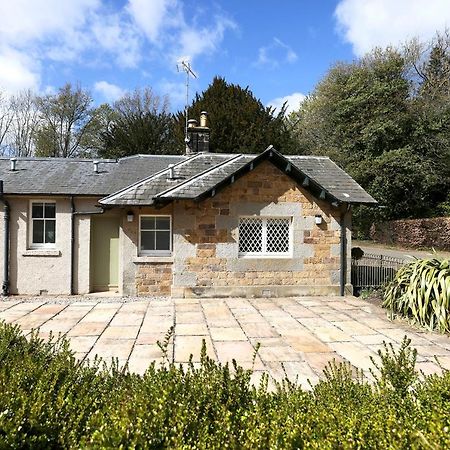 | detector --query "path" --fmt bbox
[1,295,449,388]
